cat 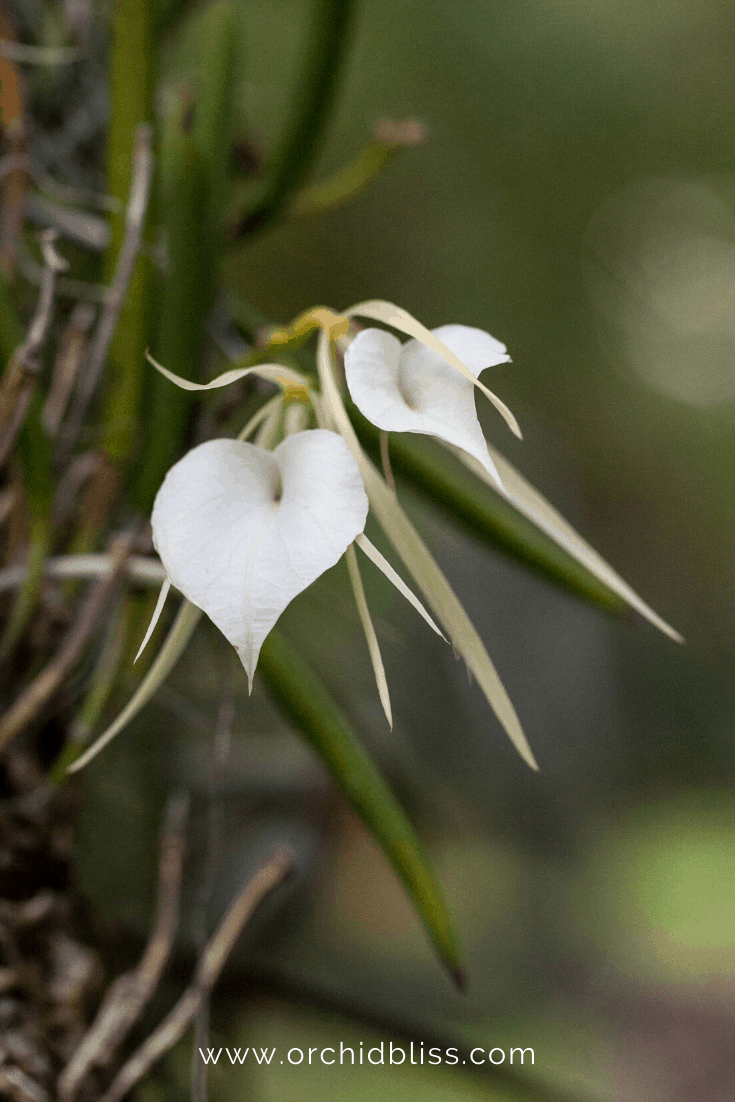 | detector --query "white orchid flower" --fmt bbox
[69,299,679,777]
[115,343,445,737]
[150,431,369,687]
[345,323,516,487]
